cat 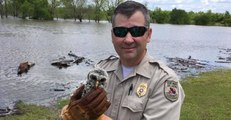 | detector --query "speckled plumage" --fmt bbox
[82,67,108,97]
